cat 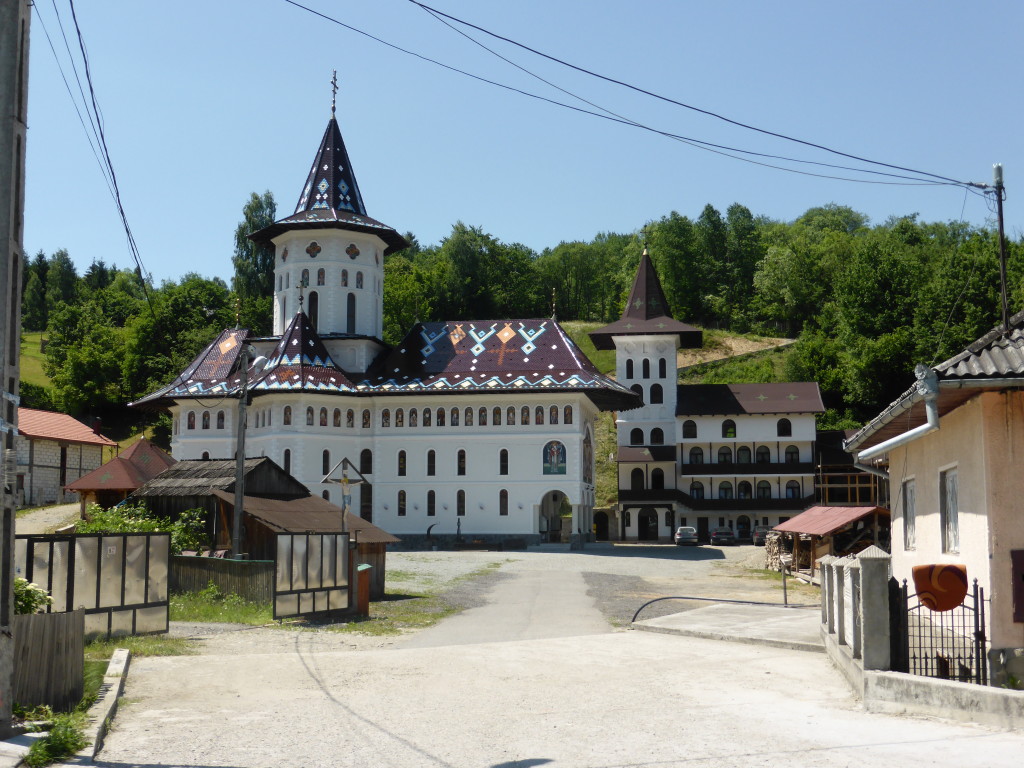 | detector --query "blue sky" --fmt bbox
[23,1,1024,285]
